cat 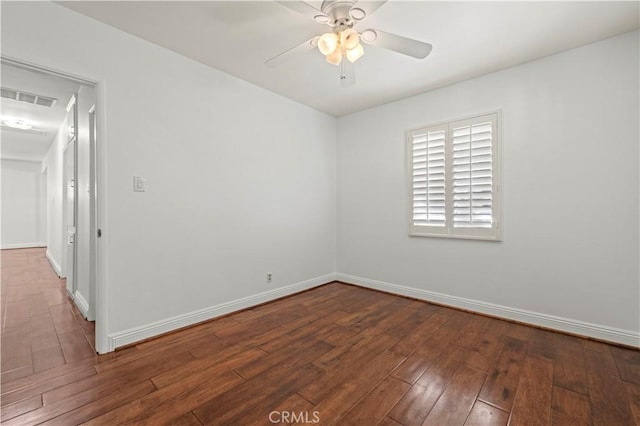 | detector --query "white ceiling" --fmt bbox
[59,1,639,117]
[1,64,80,162]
